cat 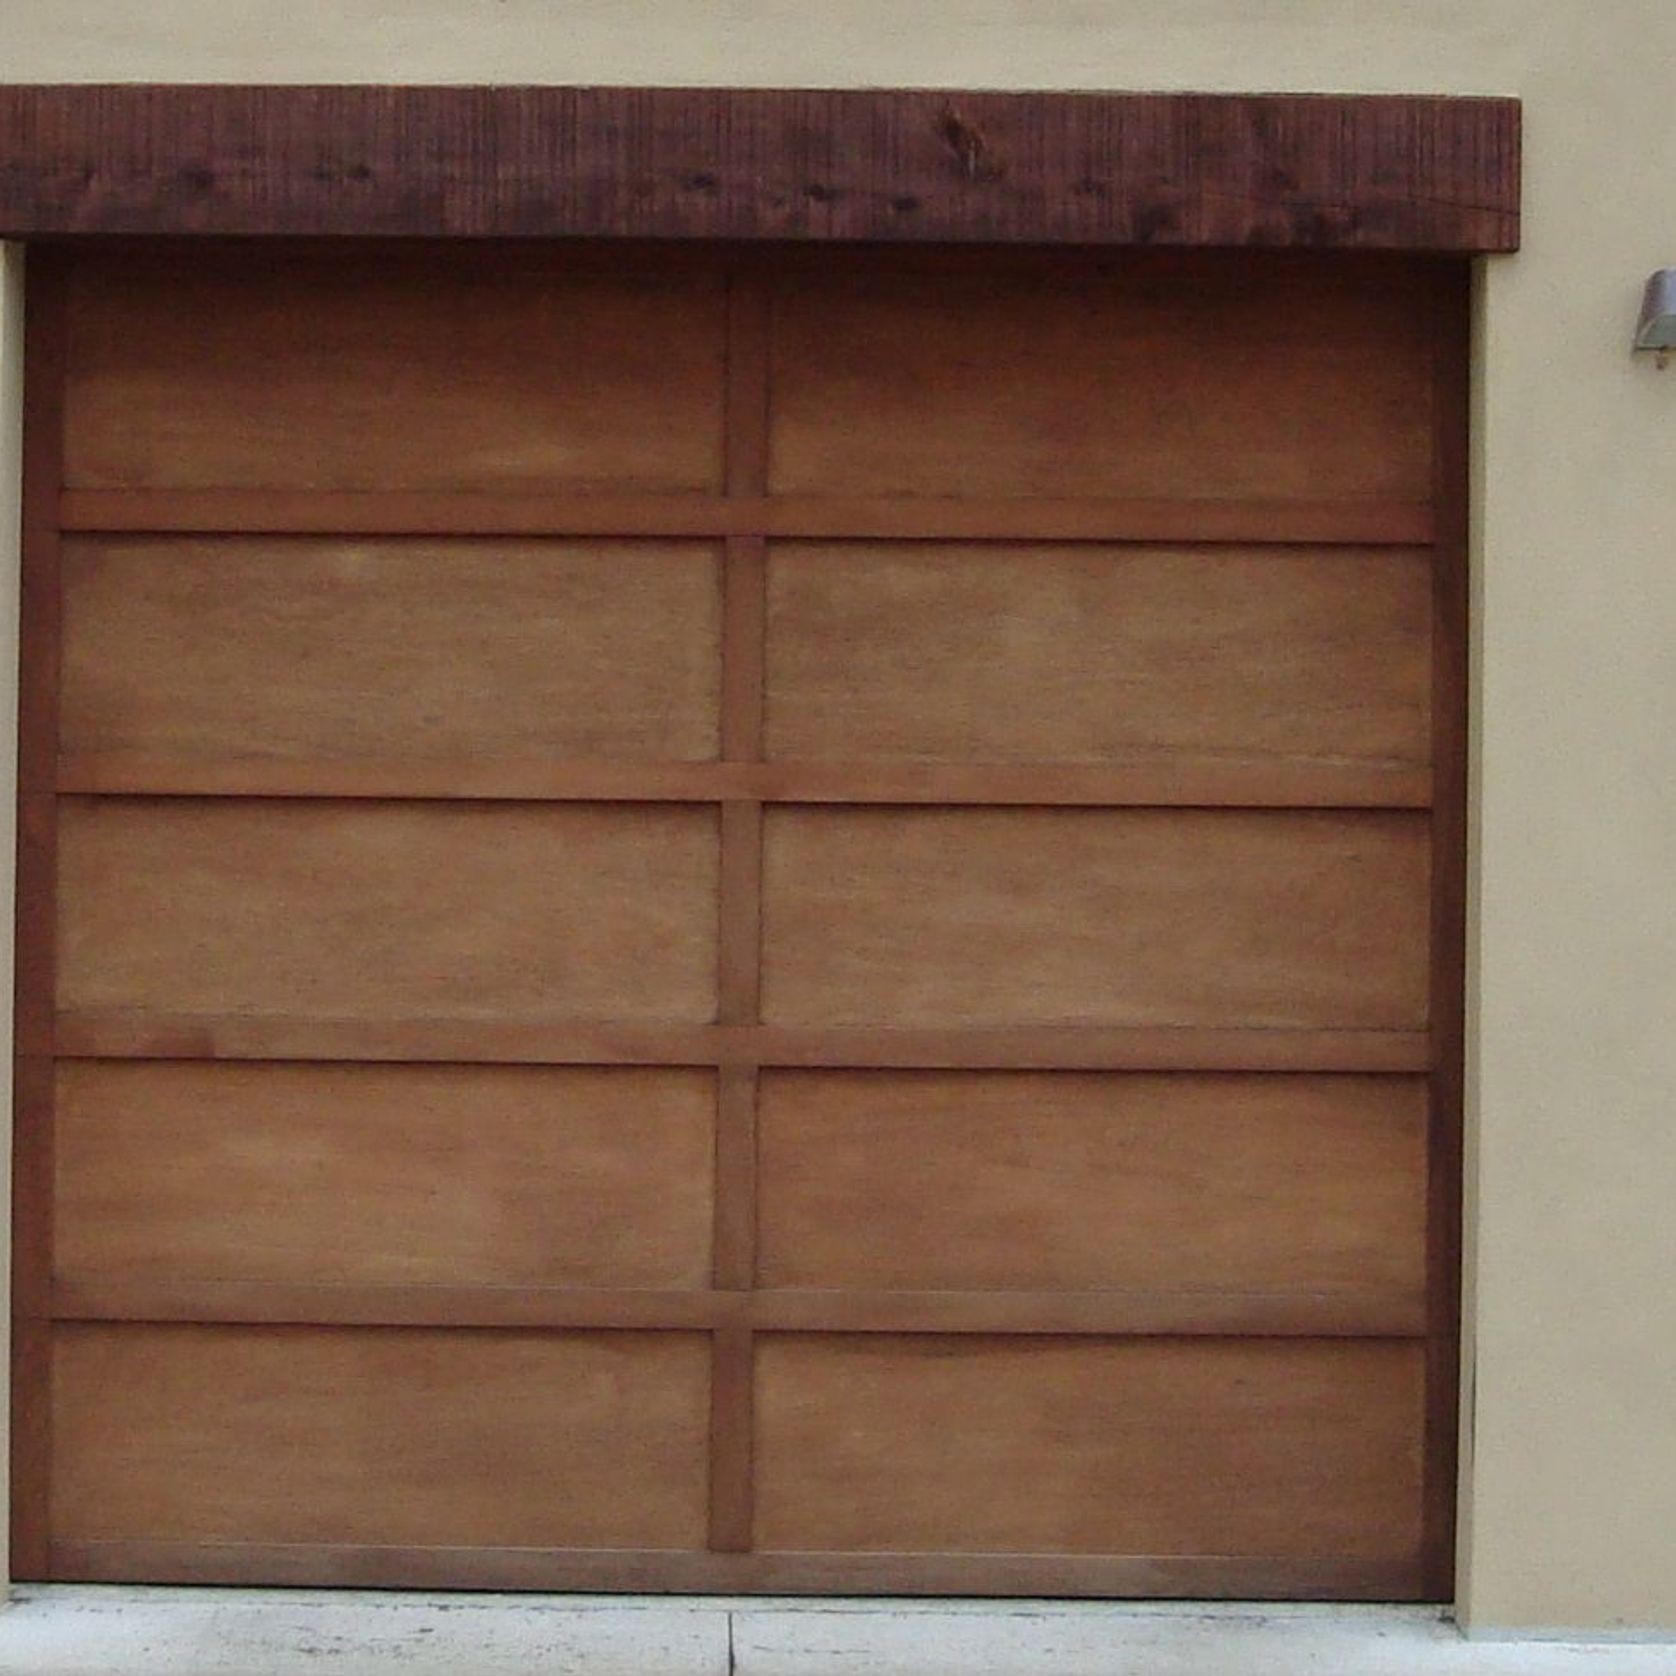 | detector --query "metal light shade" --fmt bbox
[1634,268,1676,350]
